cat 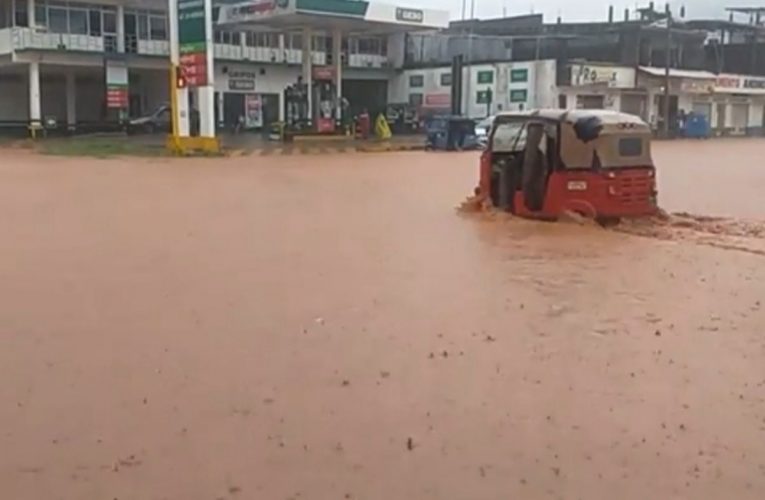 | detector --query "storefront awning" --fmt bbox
[639,66,716,80]
[217,0,450,34]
